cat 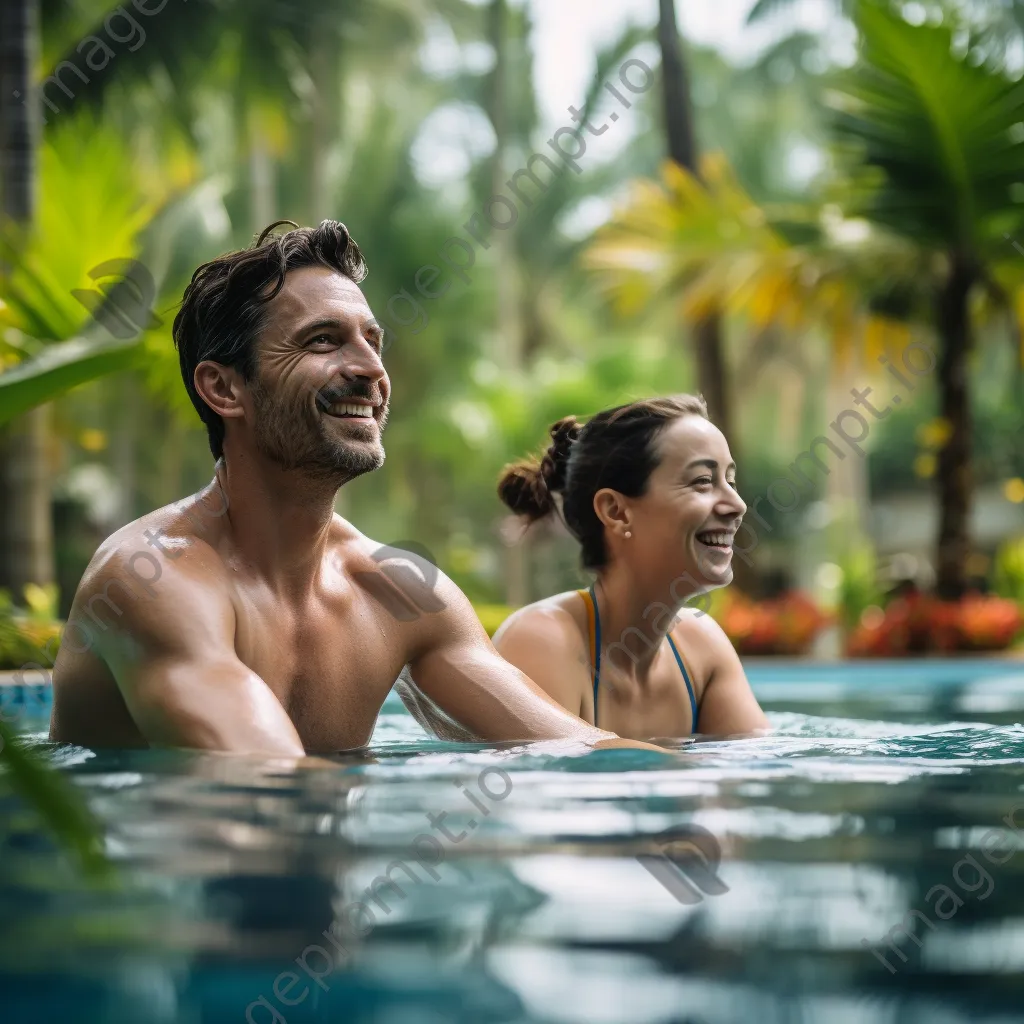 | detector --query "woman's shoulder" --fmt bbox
[669,603,726,639]
[668,604,736,689]
[493,590,590,649]
[491,591,593,712]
